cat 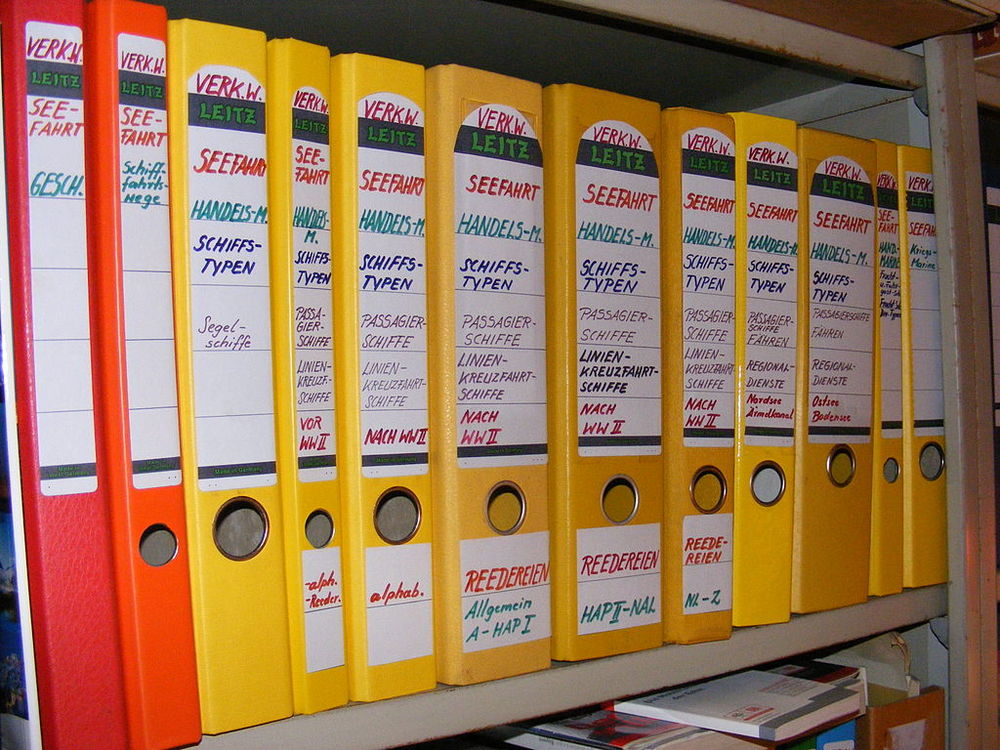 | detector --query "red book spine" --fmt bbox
[0,1,129,747]
[84,0,202,747]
